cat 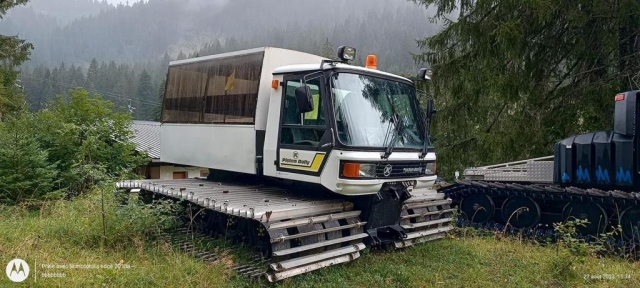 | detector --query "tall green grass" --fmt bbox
[1,189,639,287]
[0,186,230,287]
